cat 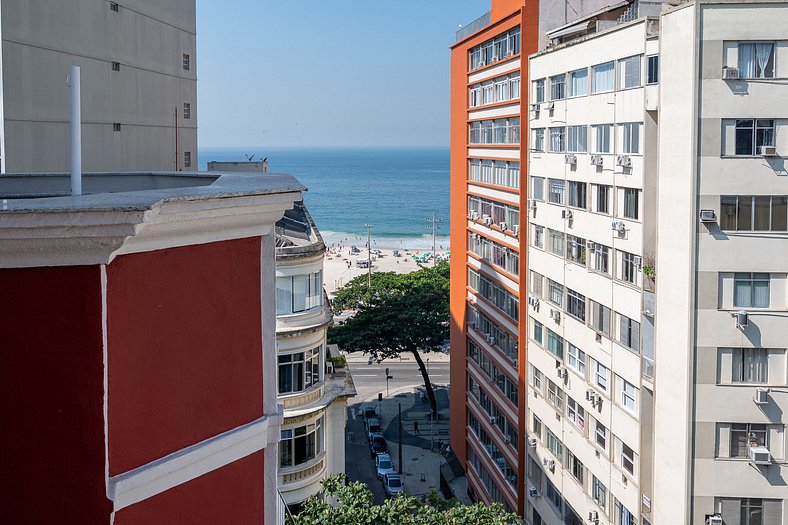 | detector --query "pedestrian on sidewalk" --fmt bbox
[413,420,419,436]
